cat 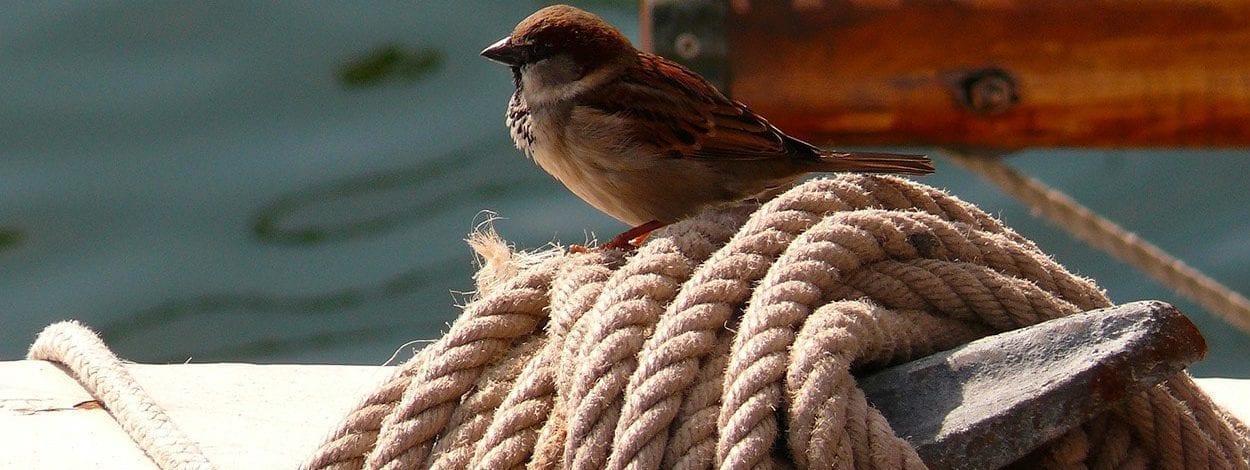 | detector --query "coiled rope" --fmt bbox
[304,175,1250,469]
